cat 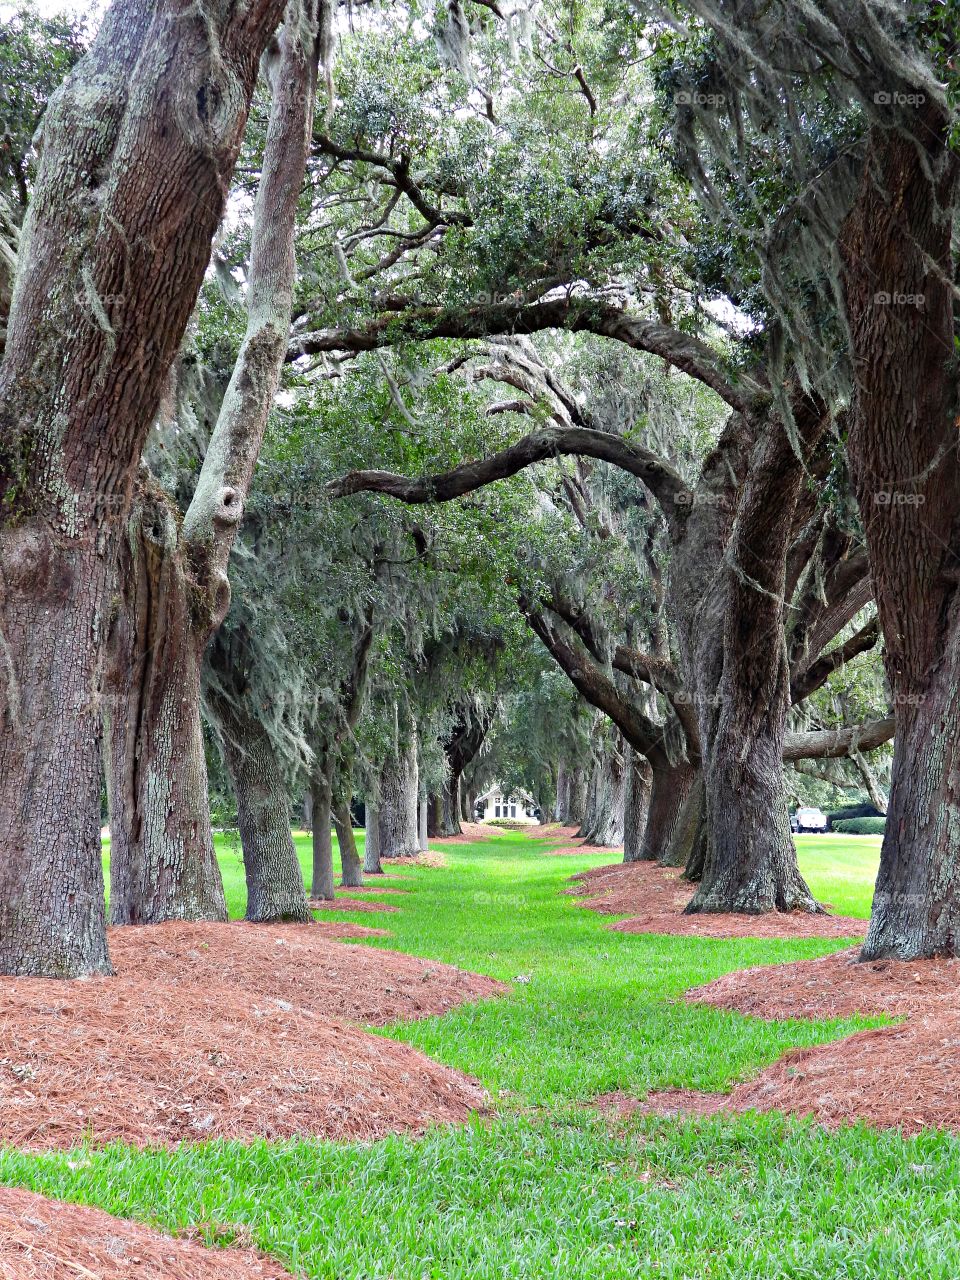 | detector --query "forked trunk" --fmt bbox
[0,0,285,976]
[105,491,226,925]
